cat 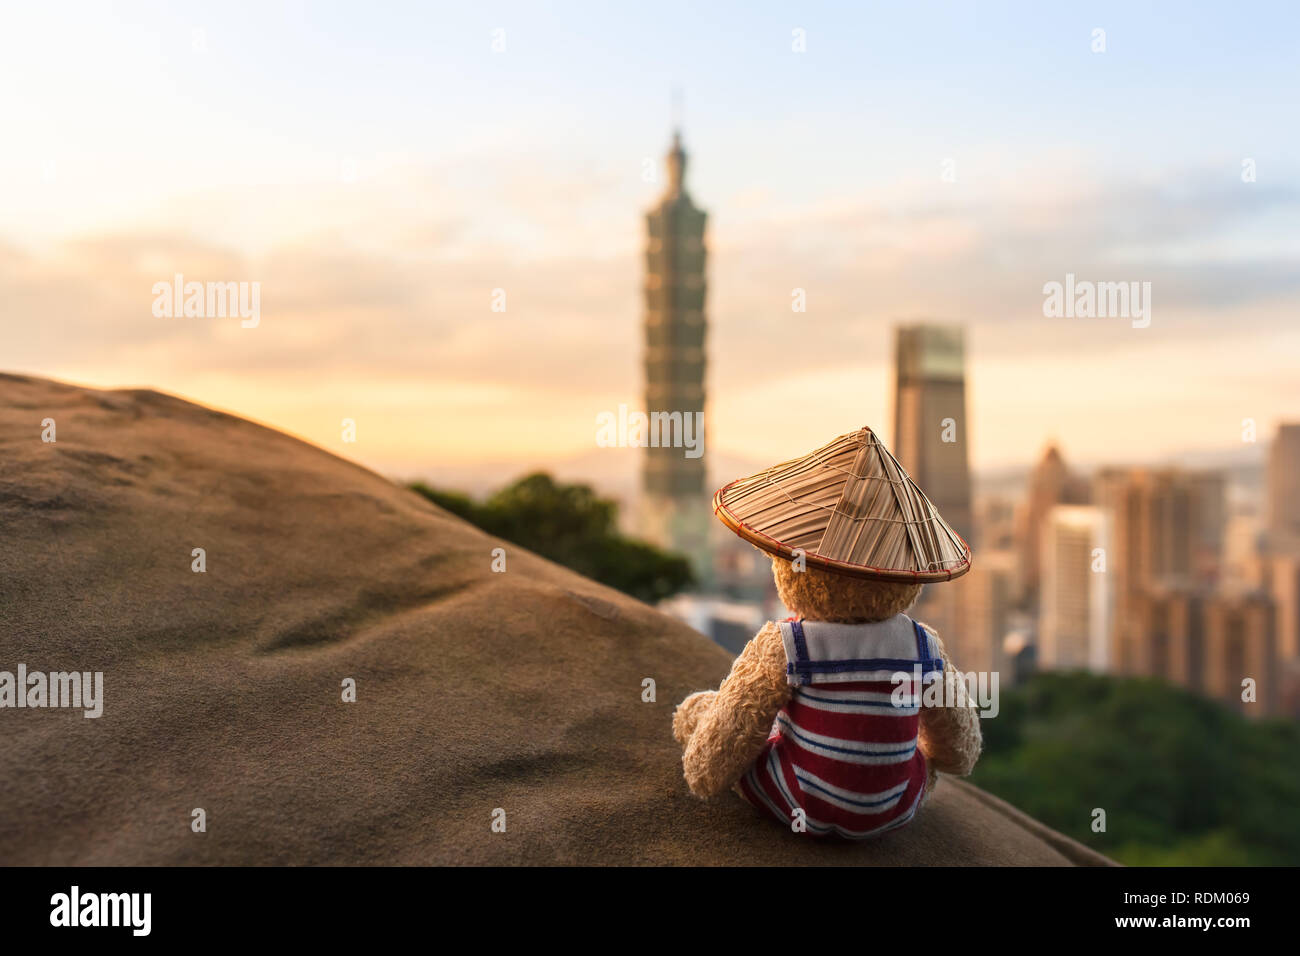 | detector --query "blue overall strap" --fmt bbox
[912,619,944,676]
[787,619,811,684]
[787,618,943,683]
